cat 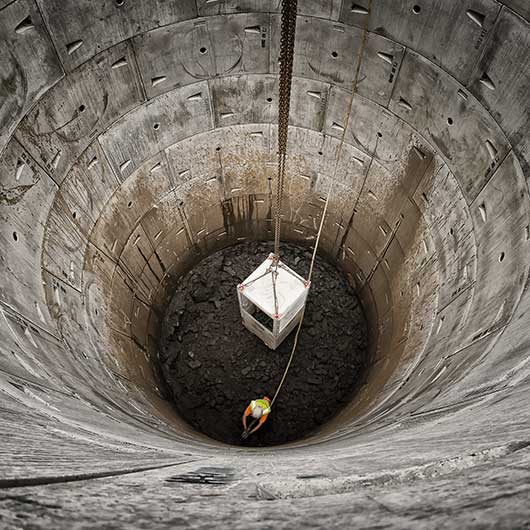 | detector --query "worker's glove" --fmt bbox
[241,430,250,440]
